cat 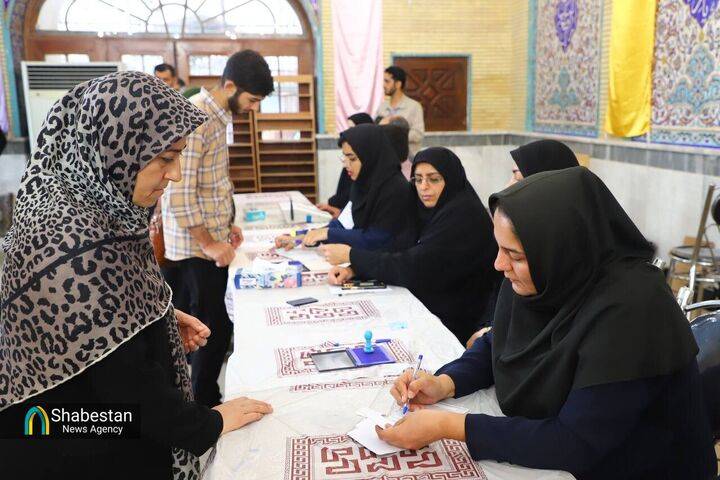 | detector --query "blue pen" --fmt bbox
[402,354,424,415]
